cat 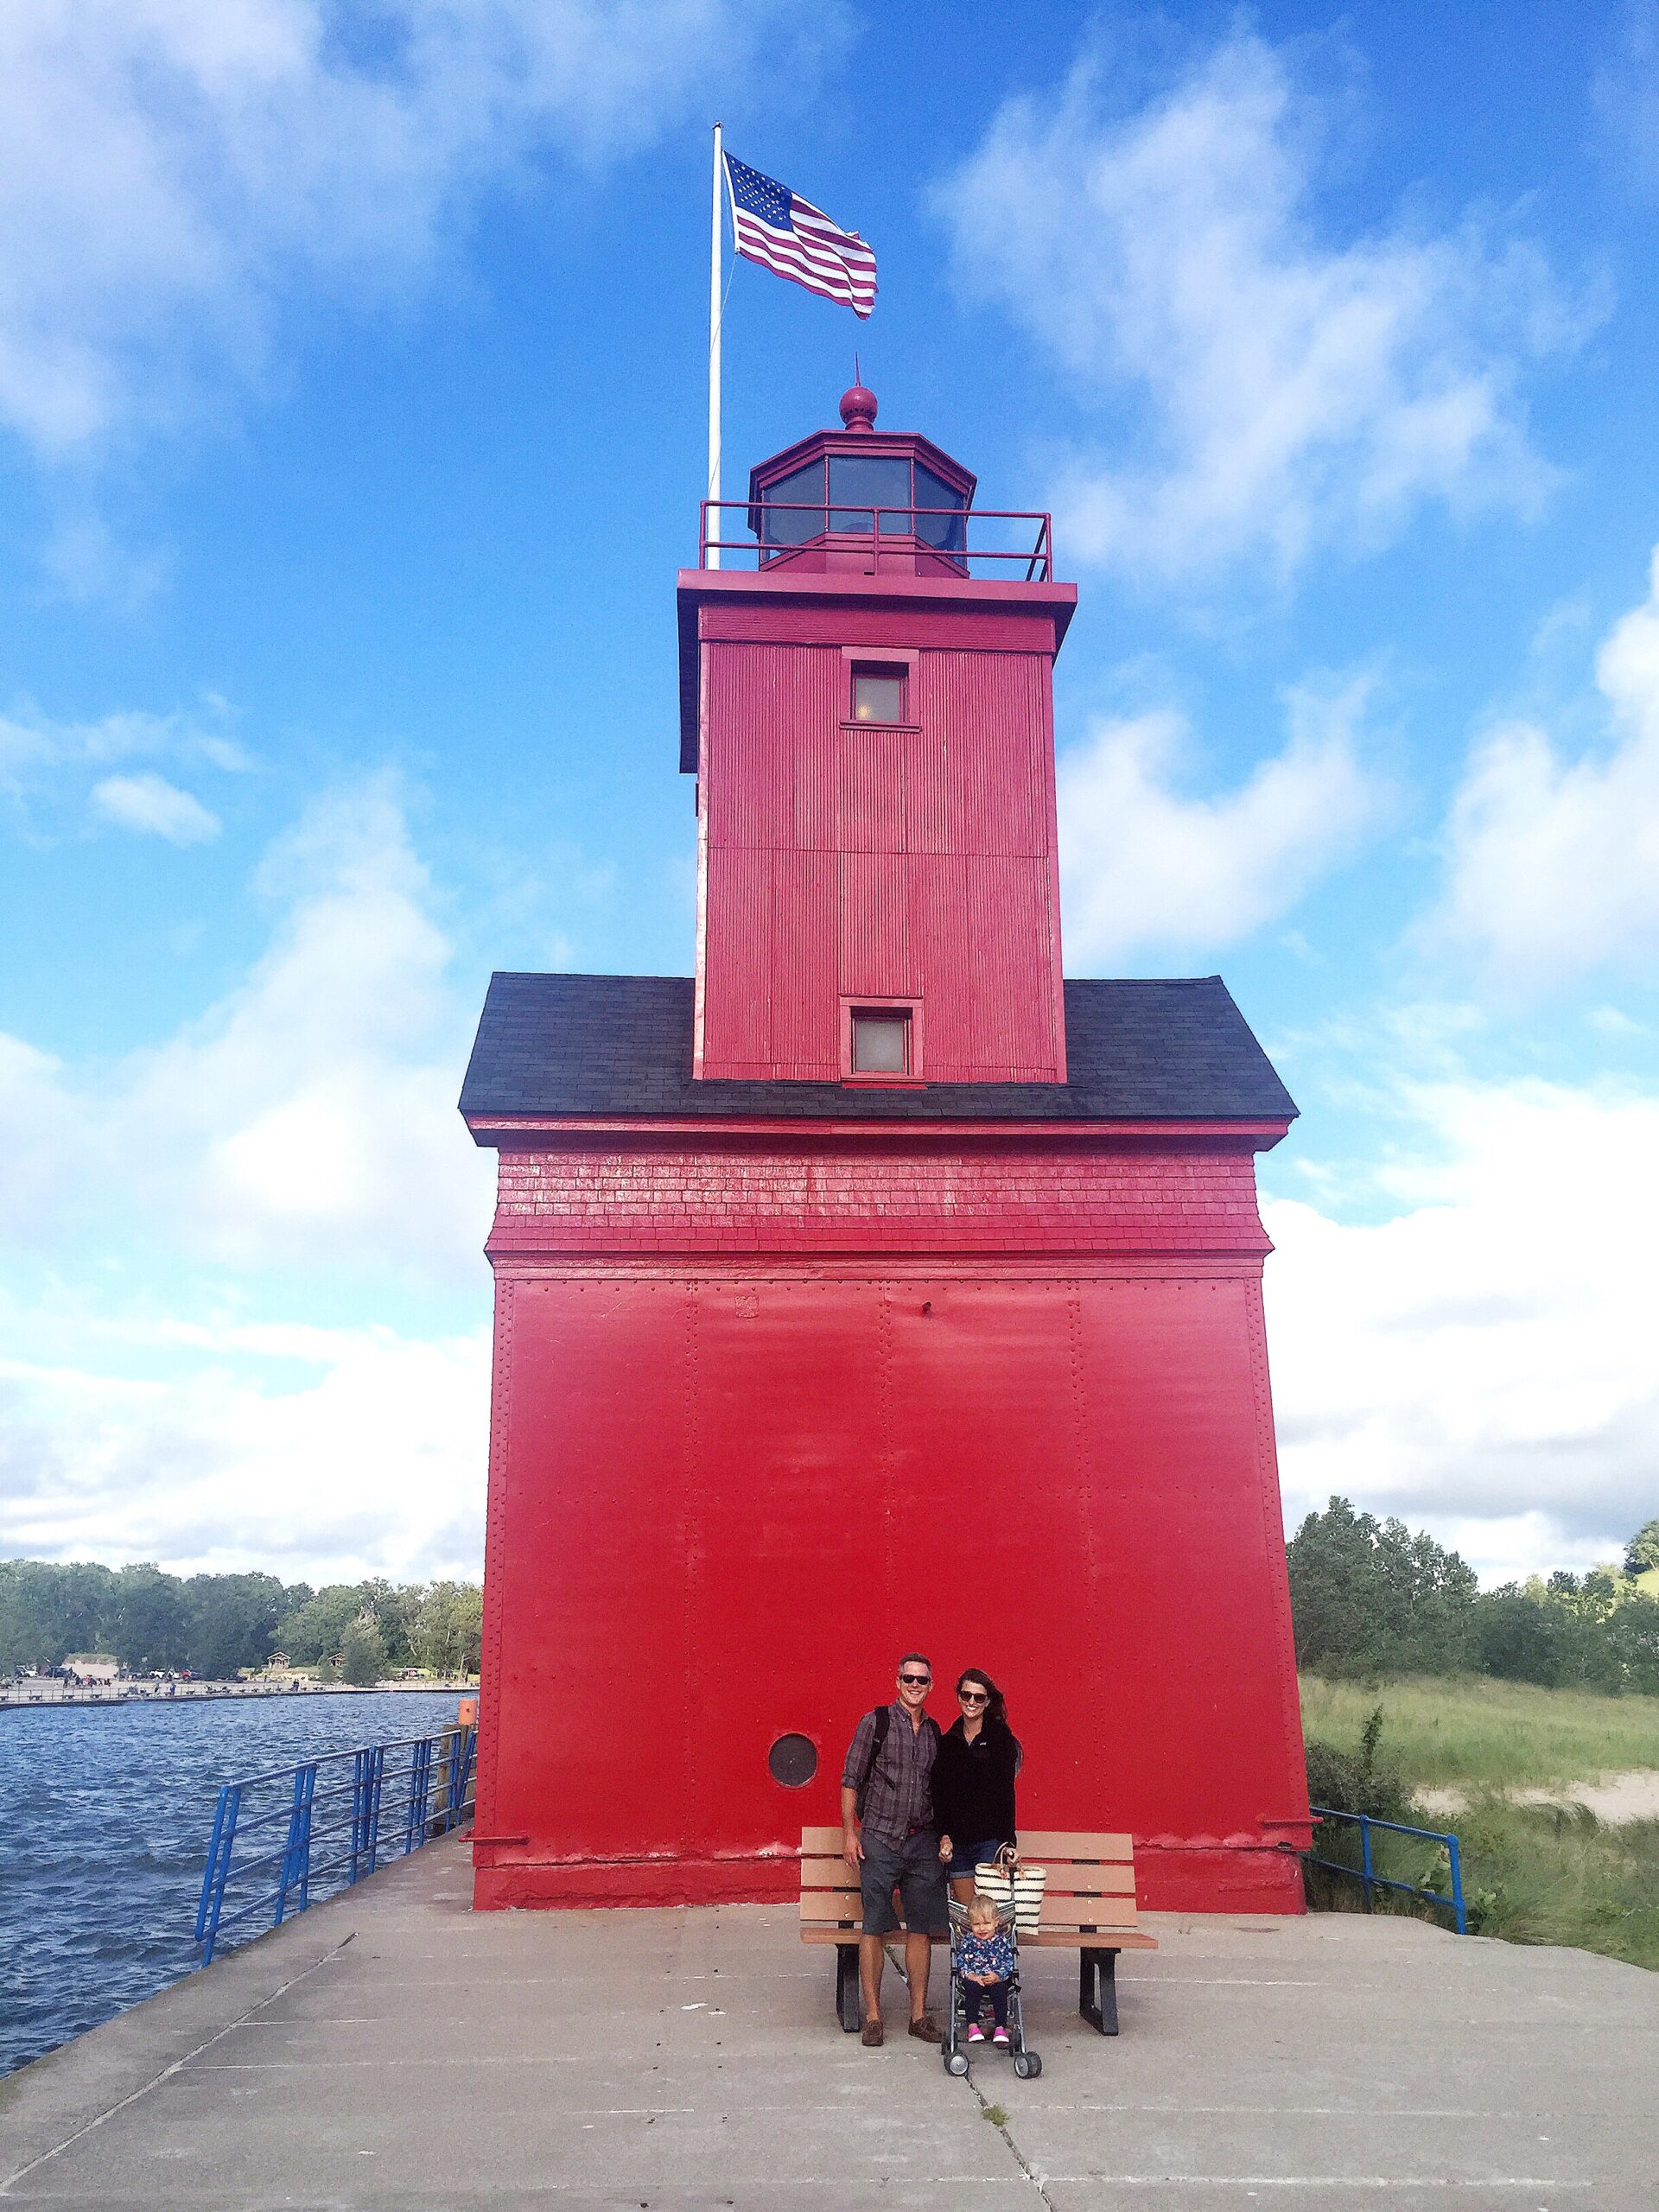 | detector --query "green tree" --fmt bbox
[412,1582,483,1675]
[183,1573,289,1677]
[1624,1519,1659,1576]
[106,1563,191,1672]
[356,1578,421,1668]
[338,1619,387,1686]
[0,1560,116,1671]
[276,1585,368,1664]
[1286,1498,1478,1674]
[1603,1592,1659,1694]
